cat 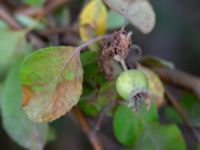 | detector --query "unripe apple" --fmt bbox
[116,69,150,110]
